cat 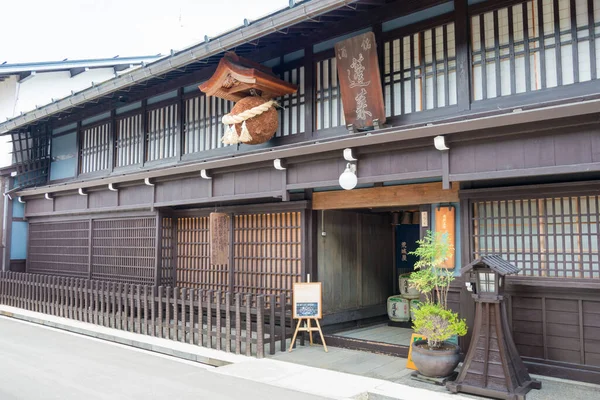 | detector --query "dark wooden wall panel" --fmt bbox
[359,148,441,178]
[54,194,87,212]
[288,159,344,185]
[155,177,209,203]
[26,199,53,214]
[451,125,600,175]
[213,173,235,197]
[233,168,282,195]
[119,185,153,206]
[88,190,118,209]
